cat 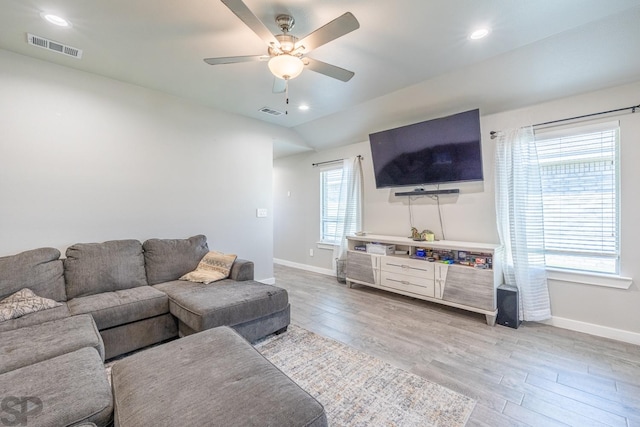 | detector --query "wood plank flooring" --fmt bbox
[274,264,640,427]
